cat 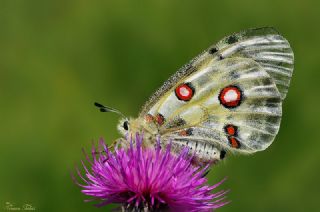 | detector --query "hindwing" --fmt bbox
[144,58,281,153]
